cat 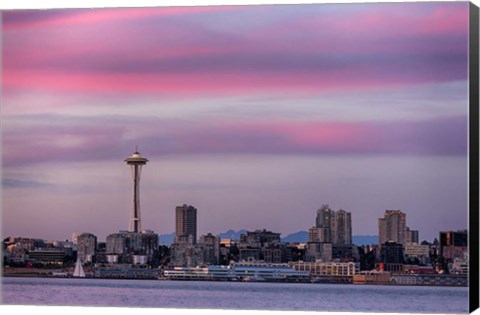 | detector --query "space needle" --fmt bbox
[125,147,148,233]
